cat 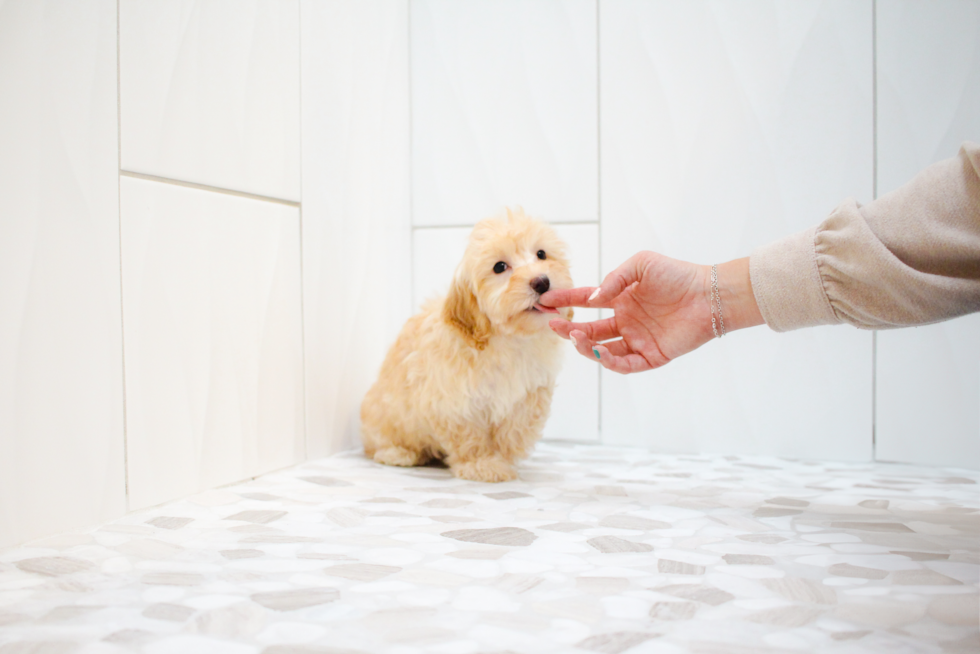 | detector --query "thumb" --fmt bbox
[588,252,649,305]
